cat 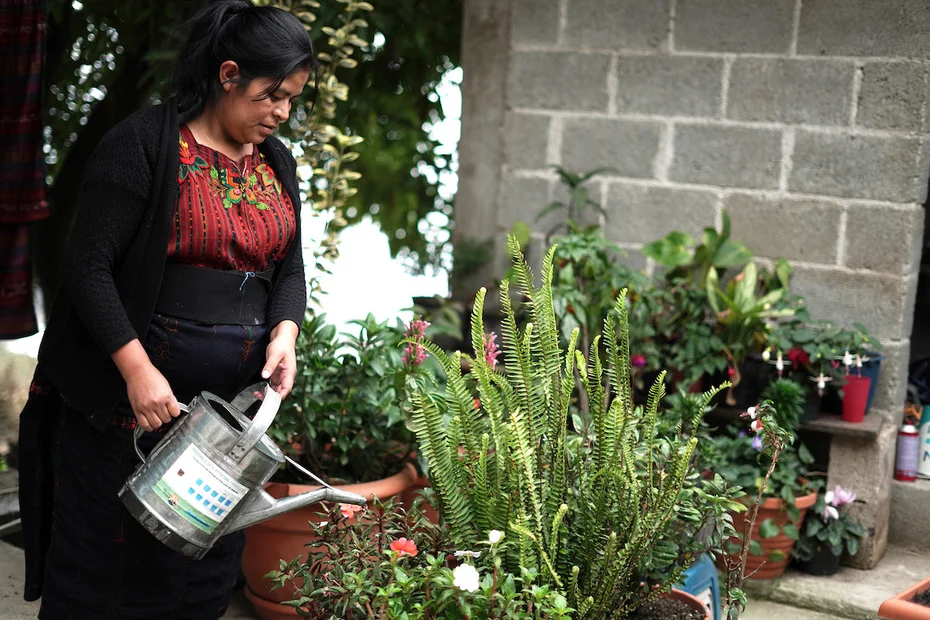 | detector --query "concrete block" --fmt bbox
[674,0,795,53]
[496,175,553,231]
[857,62,928,133]
[564,0,669,50]
[615,56,723,117]
[503,112,552,170]
[827,421,895,568]
[508,52,610,112]
[844,203,924,275]
[890,479,930,552]
[550,180,604,234]
[560,118,662,179]
[903,273,919,343]
[798,0,930,58]
[512,0,560,45]
[603,182,718,244]
[788,265,912,342]
[724,193,843,264]
[670,124,782,189]
[871,339,910,421]
[615,246,648,272]
[727,58,855,126]
[790,131,923,203]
